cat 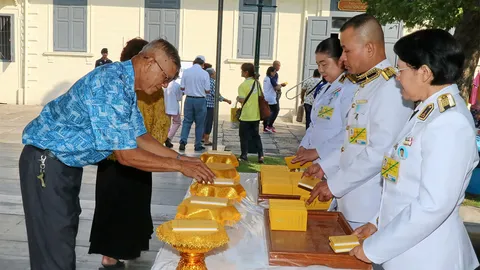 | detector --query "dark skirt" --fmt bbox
[88,159,153,260]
